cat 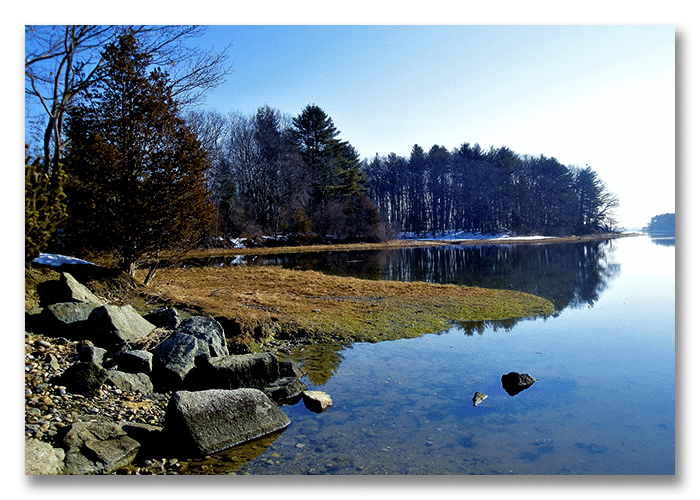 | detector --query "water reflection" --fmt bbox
[648,231,675,247]
[191,239,623,313]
